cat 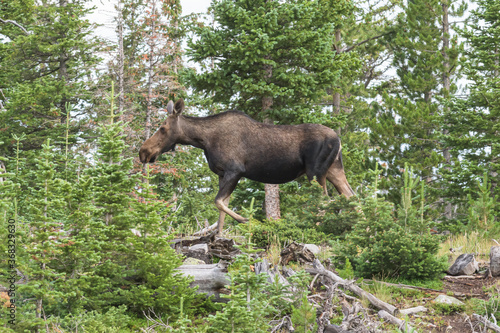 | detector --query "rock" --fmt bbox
[490,246,500,277]
[448,253,478,276]
[189,243,209,253]
[433,295,464,306]
[186,243,211,264]
[304,244,320,255]
[183,257,206,265]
